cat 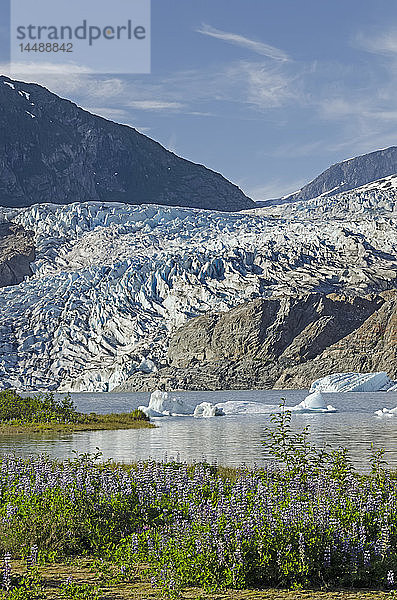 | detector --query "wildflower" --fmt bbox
[3,553,11,591]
